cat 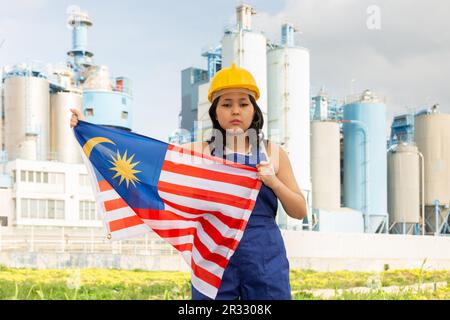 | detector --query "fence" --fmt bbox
[0,226,177,256]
